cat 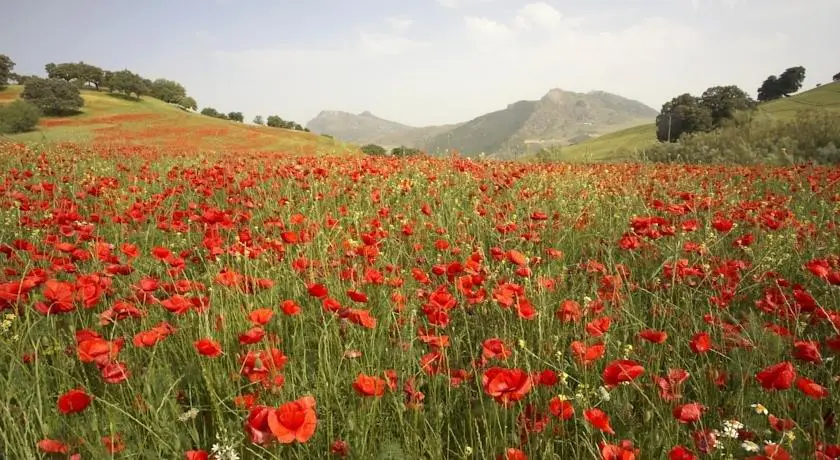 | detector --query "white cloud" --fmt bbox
[464,17,514,45]
[513,2,564,30]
